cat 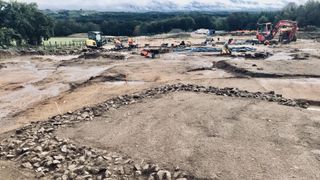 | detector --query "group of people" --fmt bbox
[113,38,137,49]
[202,37,233,55]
